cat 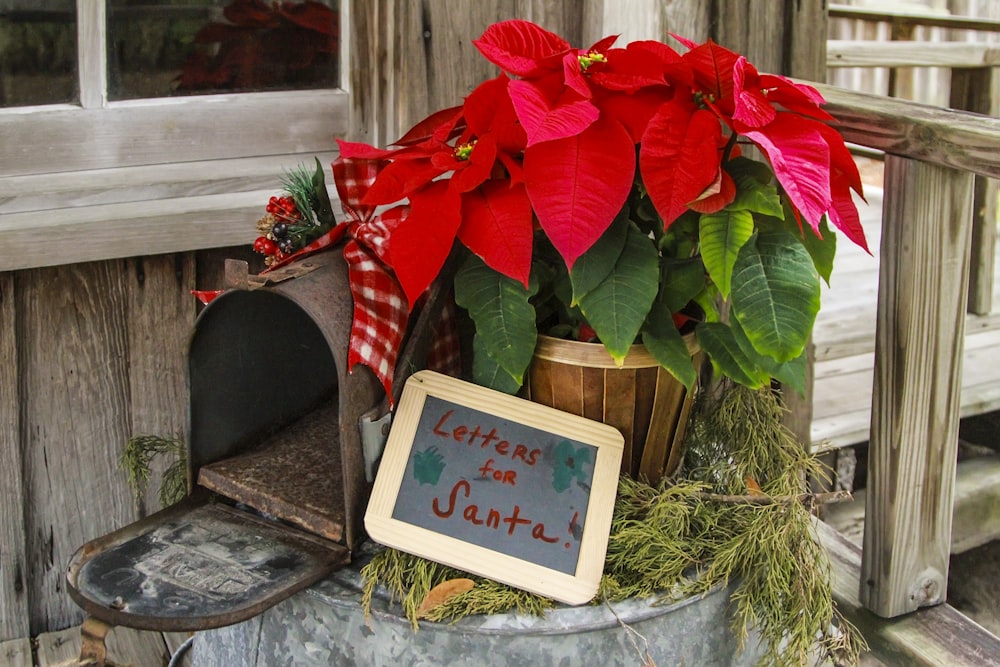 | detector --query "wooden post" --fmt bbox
[950,66,999,315]
[860,155,975,618]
